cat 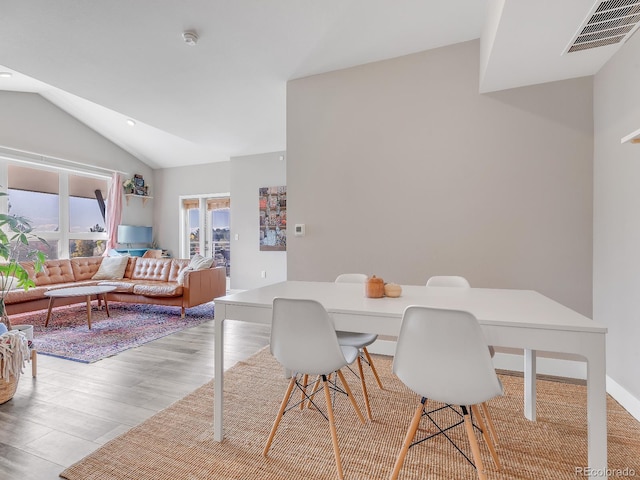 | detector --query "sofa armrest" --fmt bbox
[182,266,226,307]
